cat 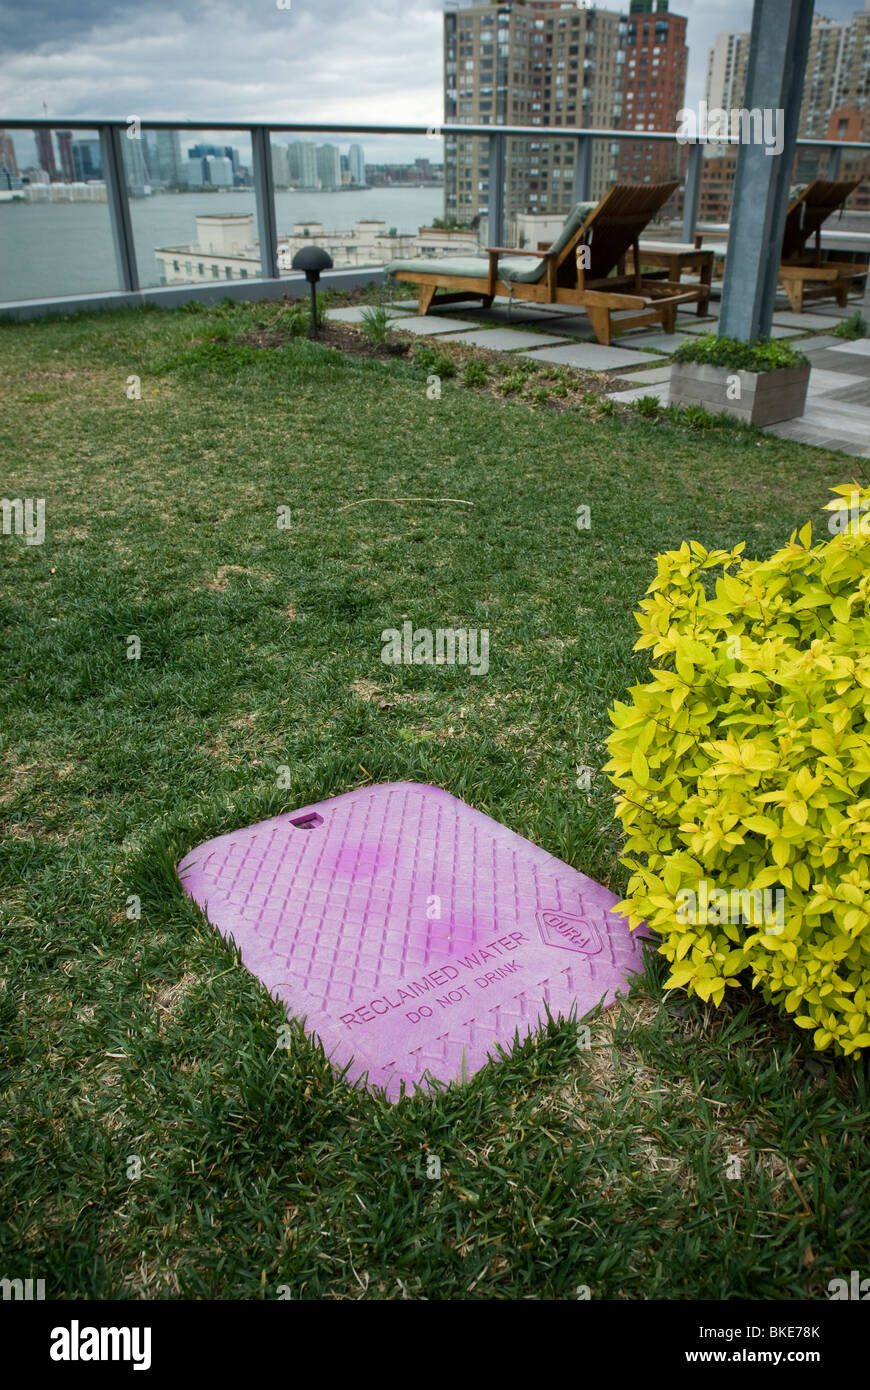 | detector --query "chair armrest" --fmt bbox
[485,246,551,256]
